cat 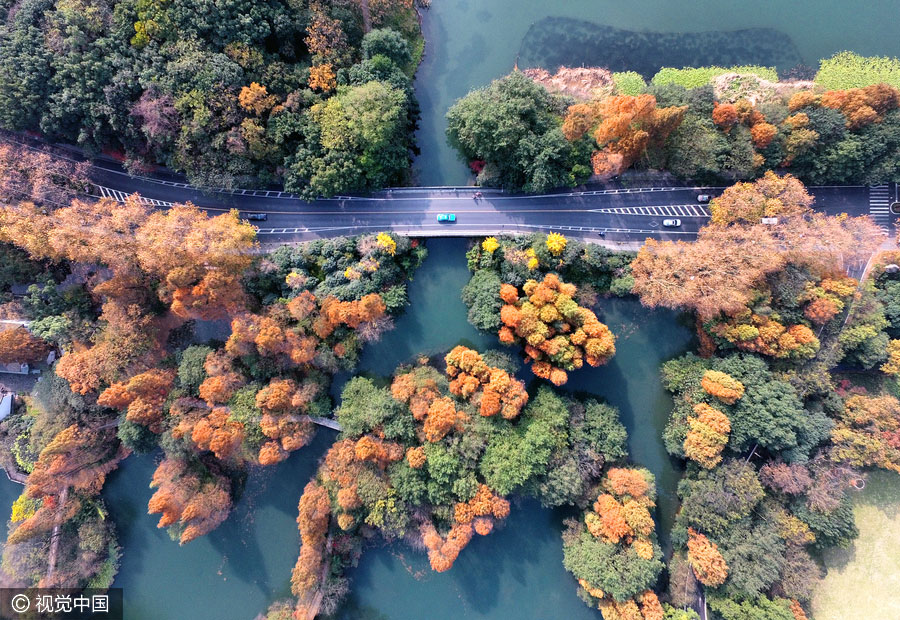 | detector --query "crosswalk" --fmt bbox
[868,185,893,235]
[95,185,174,207]
[591,204,711,217]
